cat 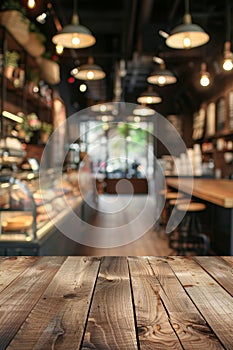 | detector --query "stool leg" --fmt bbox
[196,234,210,255]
